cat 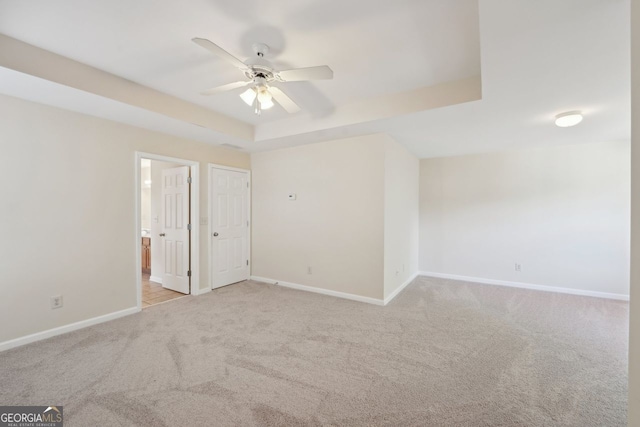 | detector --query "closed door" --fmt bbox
[161,166,190,294]
[211,167,249,289]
